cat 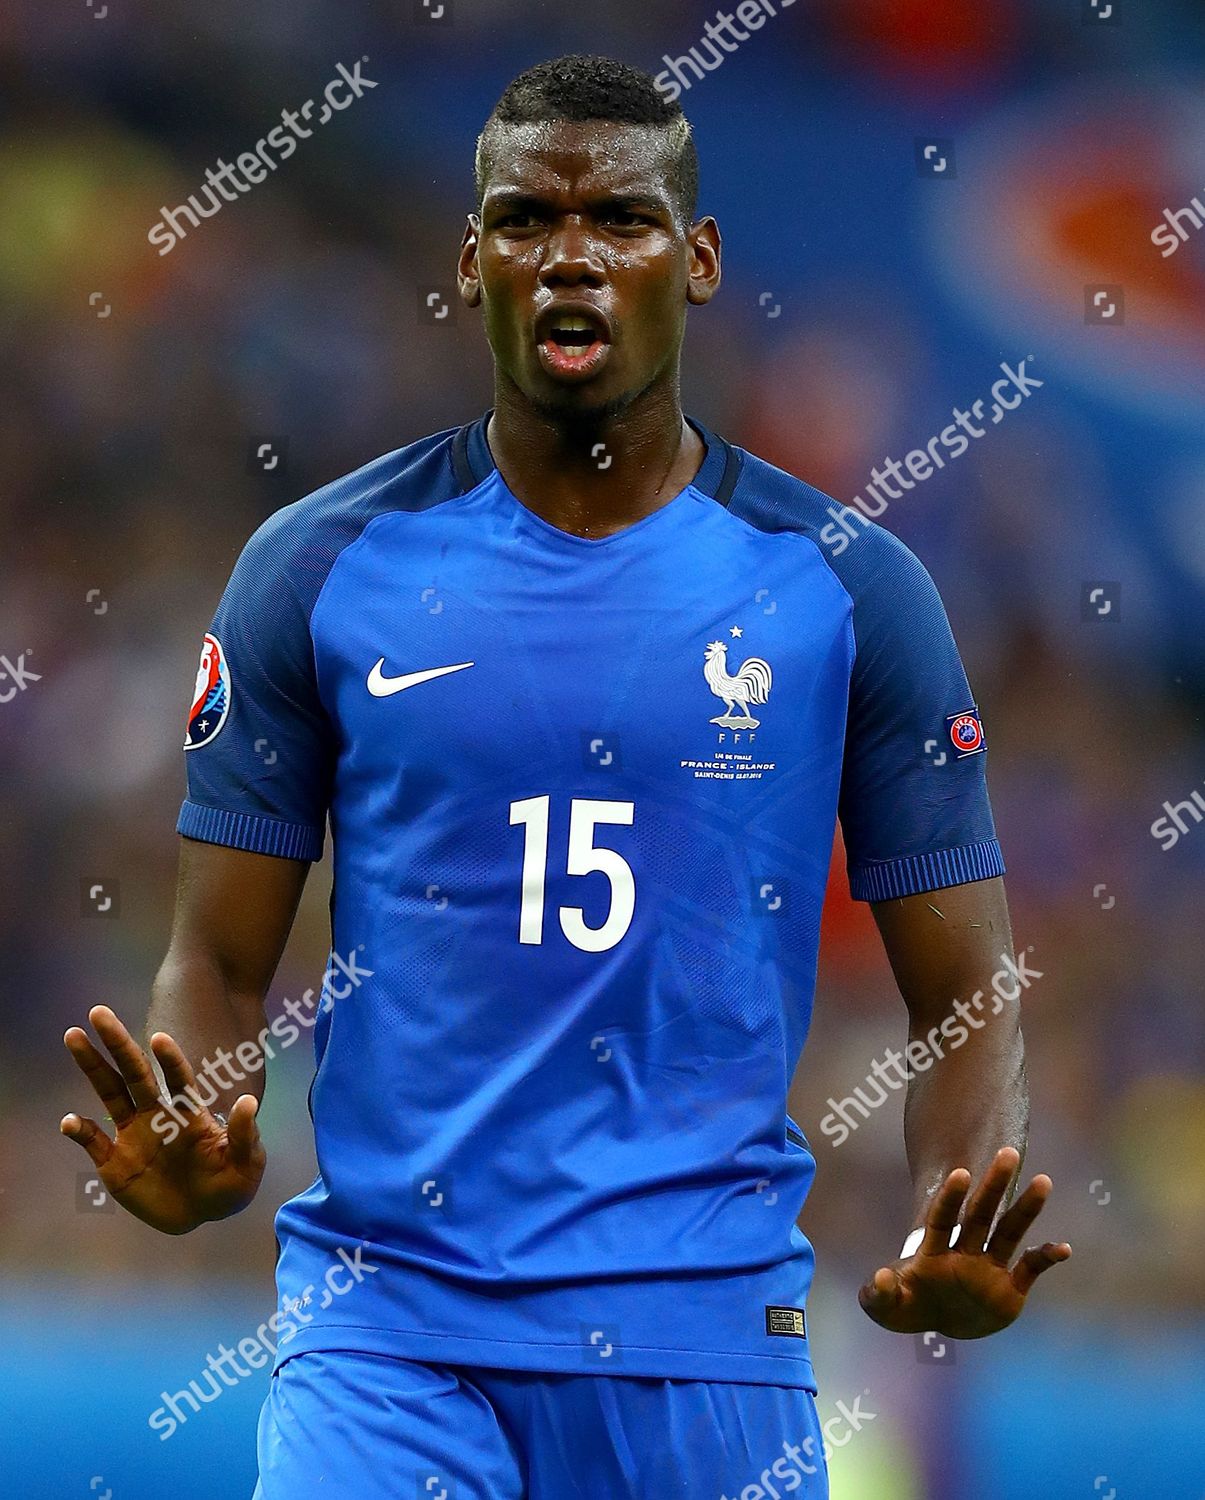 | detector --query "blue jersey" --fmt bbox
[179,413,1003,1390]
